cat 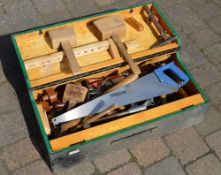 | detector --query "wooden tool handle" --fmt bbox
[107,74,139,92]
[143,6,170,40]
[60,119,81,133]
[84,105,118,124]
[61,40,81,73]
[112,34,141,75]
